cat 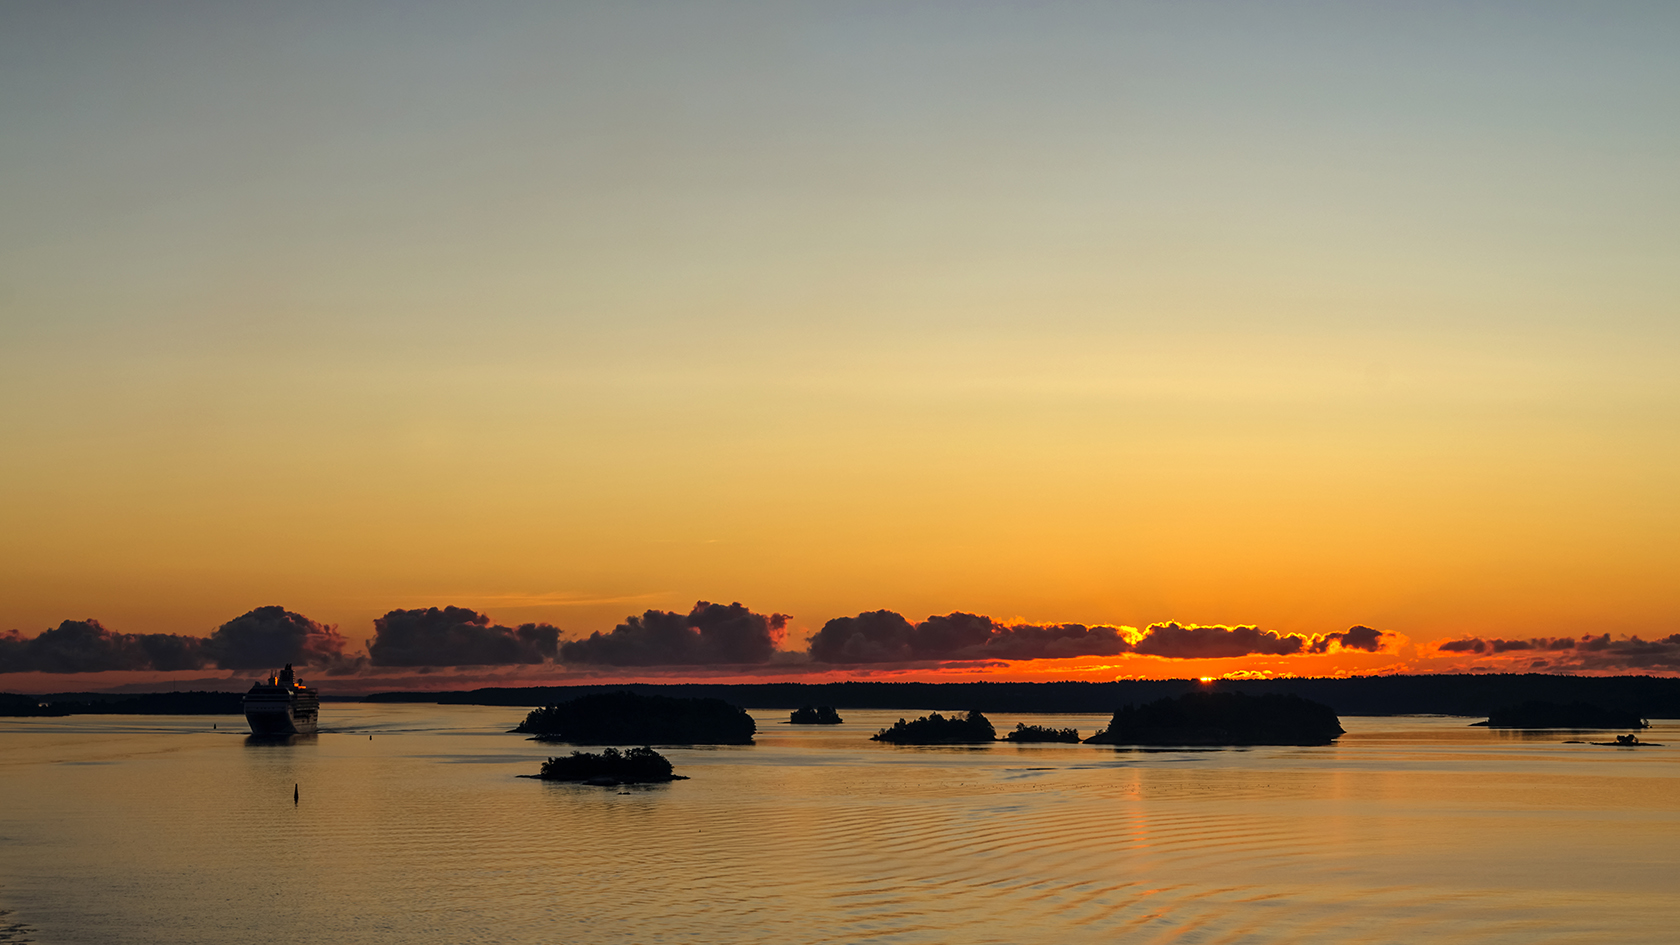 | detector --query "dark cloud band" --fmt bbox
[369,606,558,667]
[807,614,1387,664]
[1434,633,1680,671]
[0,620,202,674]
[208,606,358,672]
[2,604,1402,675]
[558,601,789,666]
[0,607,359,675]
[807,611,1132,663]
